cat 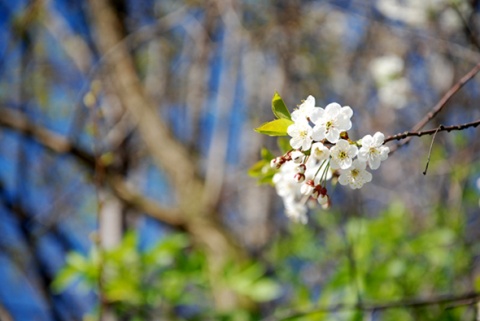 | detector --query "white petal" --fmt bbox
[341,106,353,118]
[361,135,373,147]
[368,158,381,170]
[373,132,385,146]
[312,125,326,141]
[326,128,340,143]
[325,103,341,115]
[340,158,352,169]
[338,174,349,186]
[304,95,315,107]
[290,137,302,149]
[310,108,324,124]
